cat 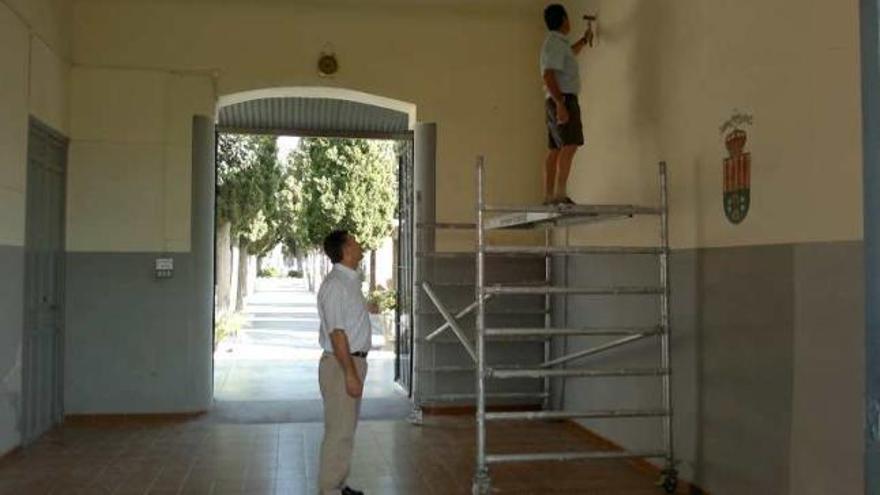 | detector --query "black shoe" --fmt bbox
[342,487,364,495]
